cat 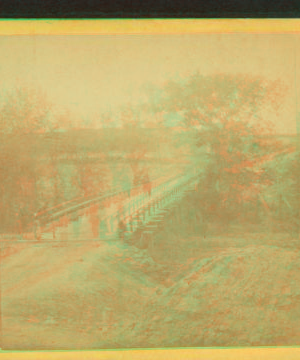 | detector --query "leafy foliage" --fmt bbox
[0,86,54,134]
[145,73,290,227]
